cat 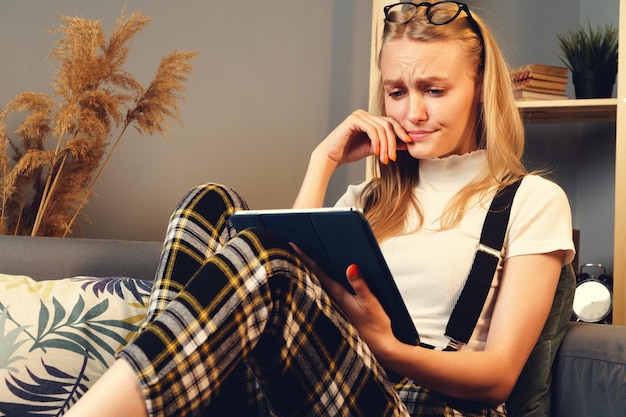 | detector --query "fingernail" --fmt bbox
[347,264,359,277]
